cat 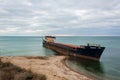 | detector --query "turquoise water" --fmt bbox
[0,36,57,56]
[0,36,120,80]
